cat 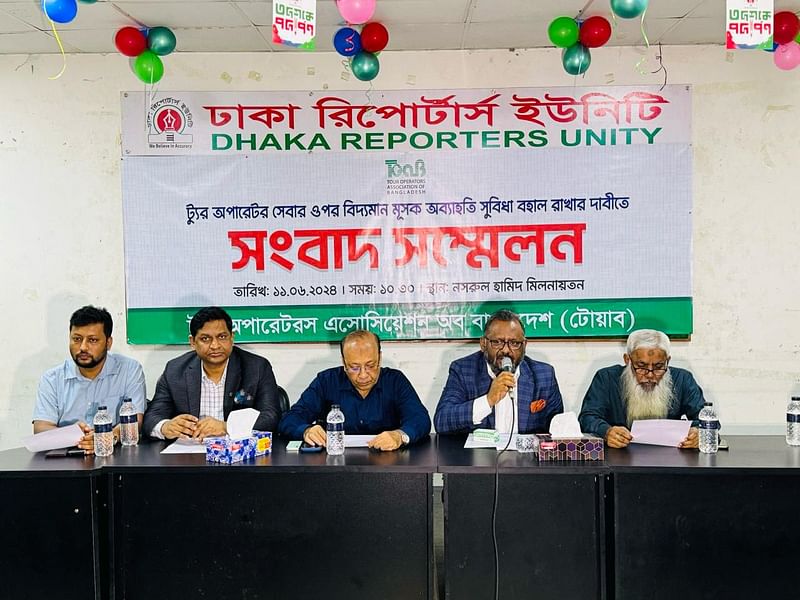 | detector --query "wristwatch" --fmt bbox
[399,430,410,446]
